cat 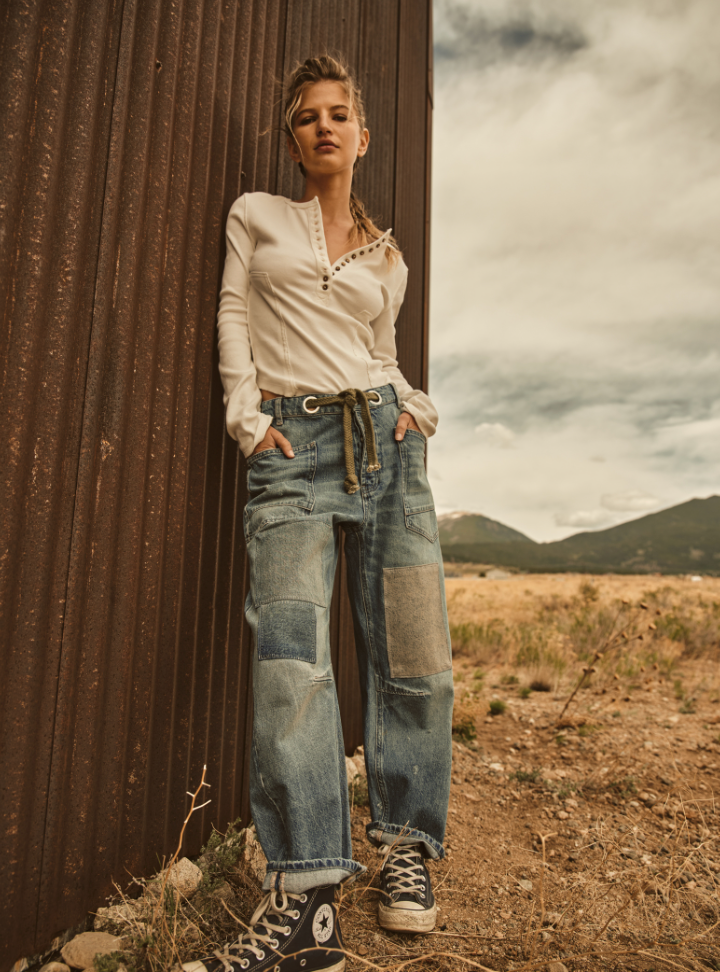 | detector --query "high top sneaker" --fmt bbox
[377,844,437,933]
[181,884,345,972]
